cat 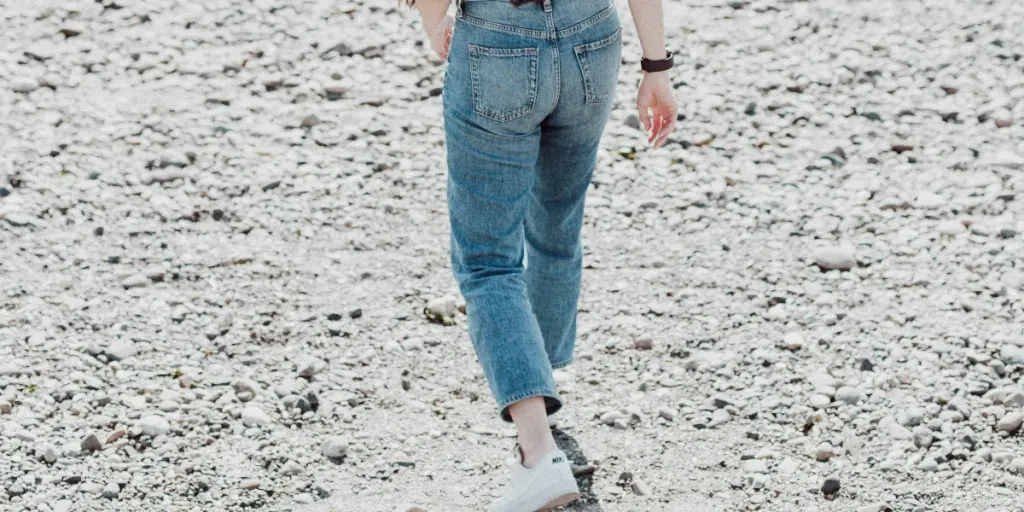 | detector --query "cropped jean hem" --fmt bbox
[498,389,562,423]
